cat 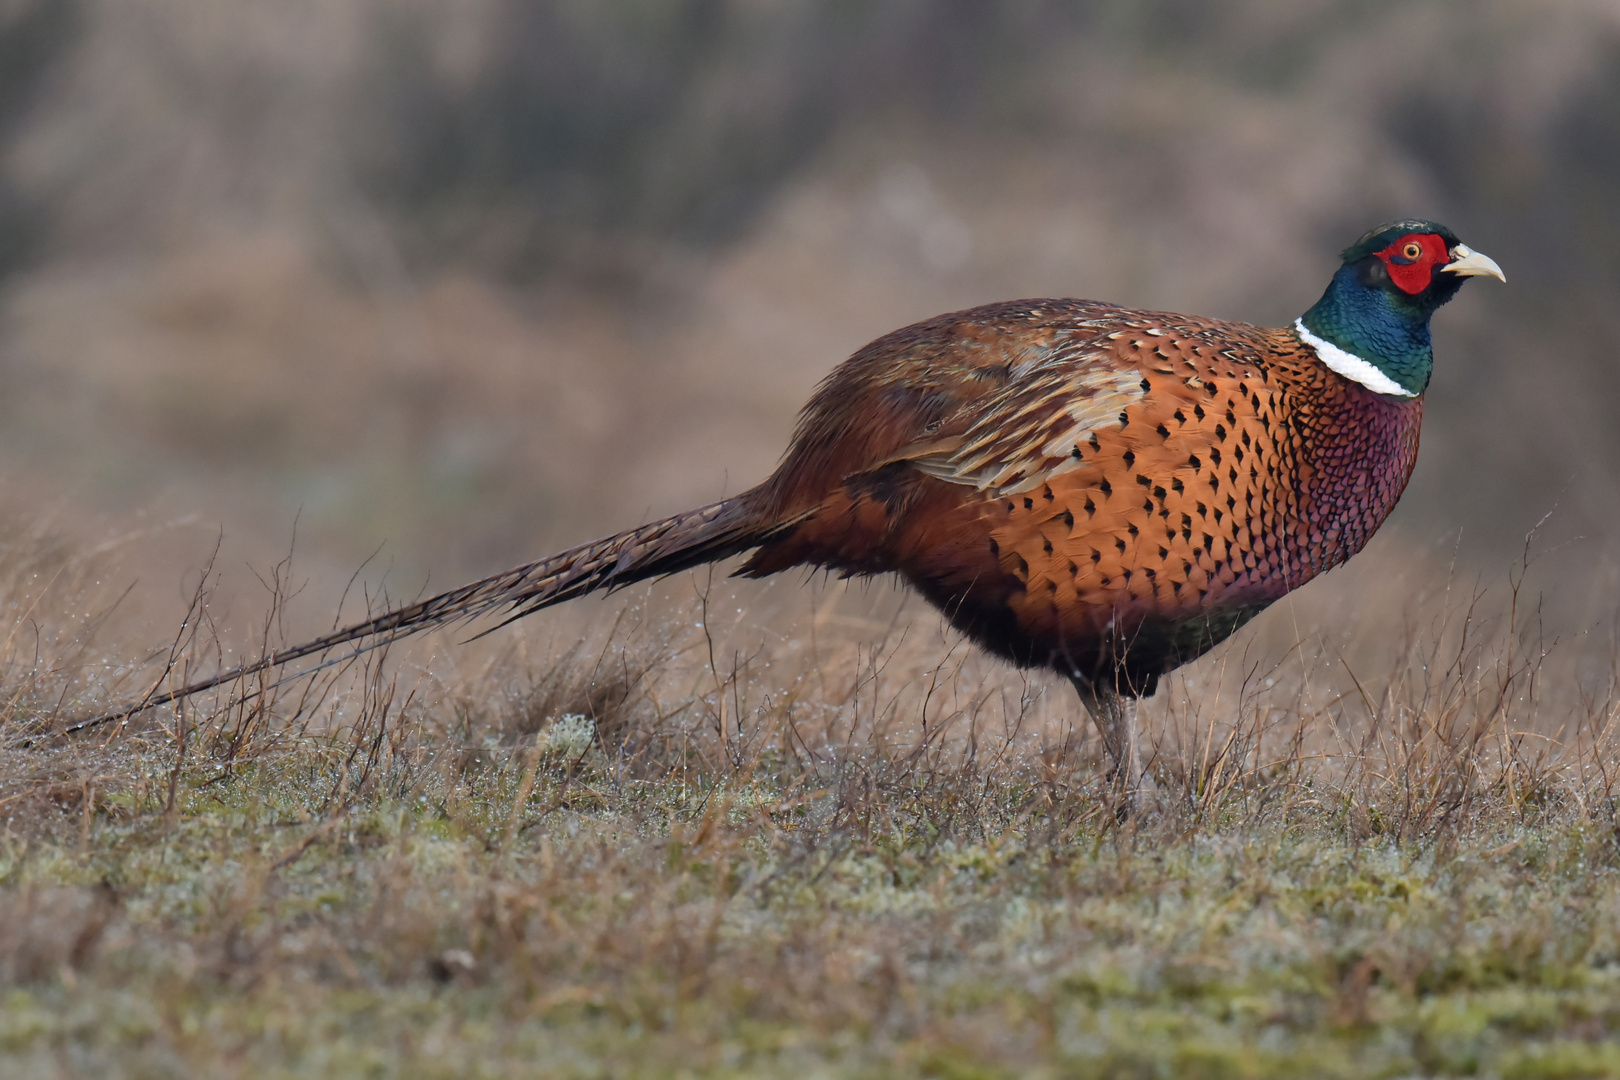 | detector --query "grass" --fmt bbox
[2,531,1620,1078]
